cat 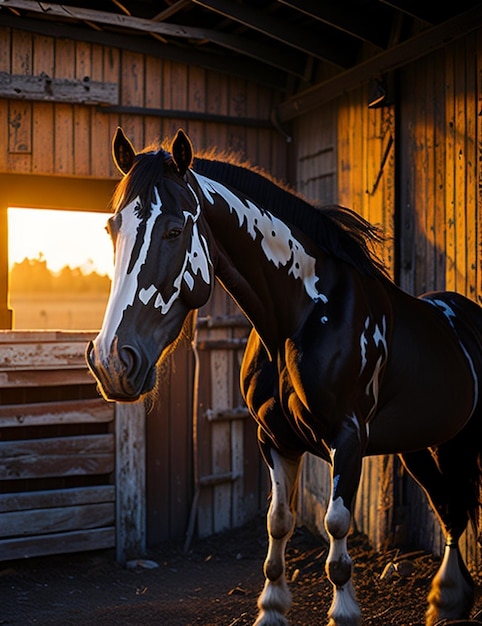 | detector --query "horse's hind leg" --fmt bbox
[254,448,302,626]
[399,447,475,625]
